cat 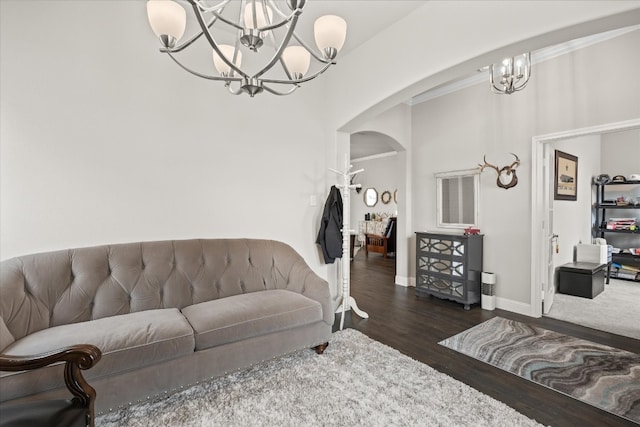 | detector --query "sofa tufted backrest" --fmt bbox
[0,239,315,347]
